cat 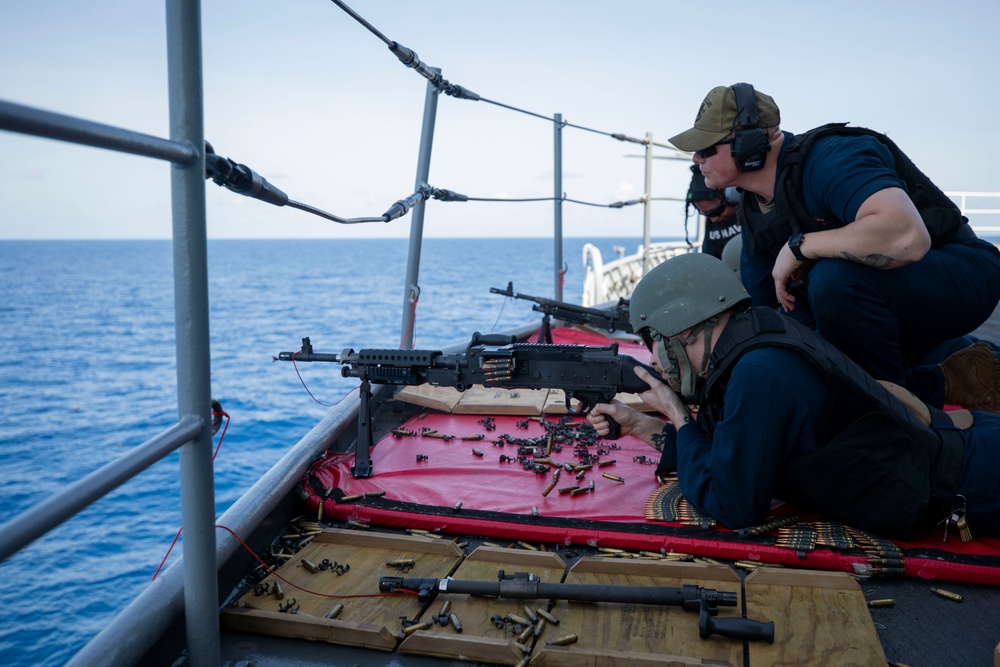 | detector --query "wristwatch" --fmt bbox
[787,232,807,261]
